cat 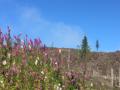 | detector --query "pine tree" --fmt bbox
[80,35,90,60]
[96,40,99,51]
[79,35,90,89]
